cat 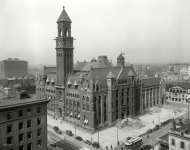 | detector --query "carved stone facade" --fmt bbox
[35,6,166,131]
